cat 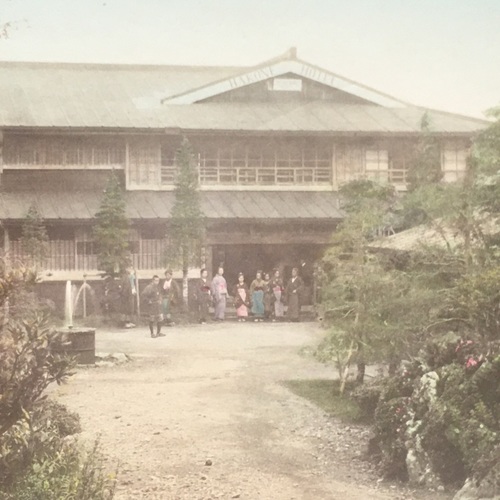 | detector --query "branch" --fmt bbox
[424,317,471,332]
